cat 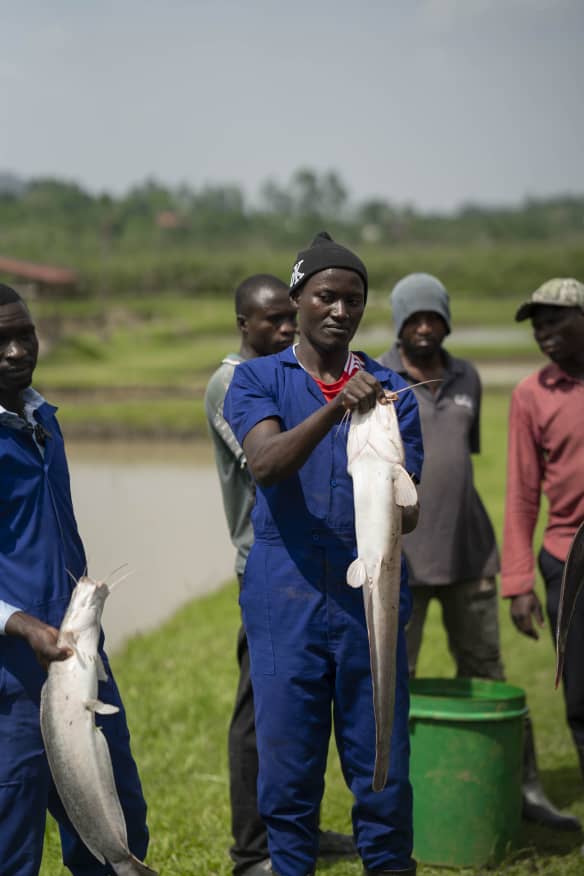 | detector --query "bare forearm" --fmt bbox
[5,610,38,639]
[245,399,344,486]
